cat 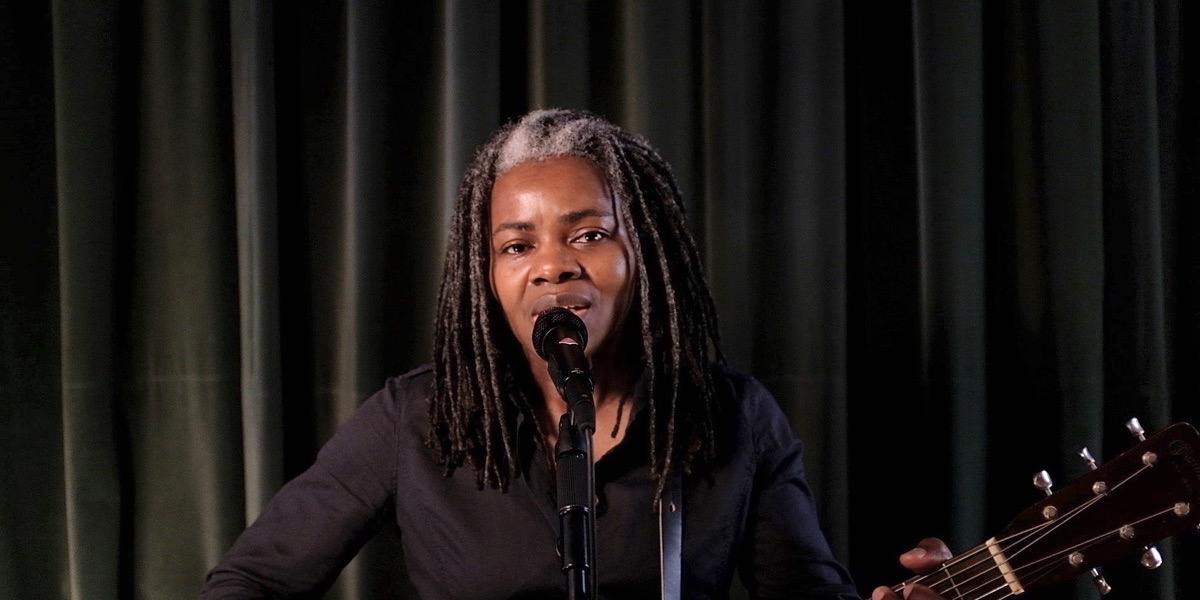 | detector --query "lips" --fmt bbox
[530,293,592,318]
